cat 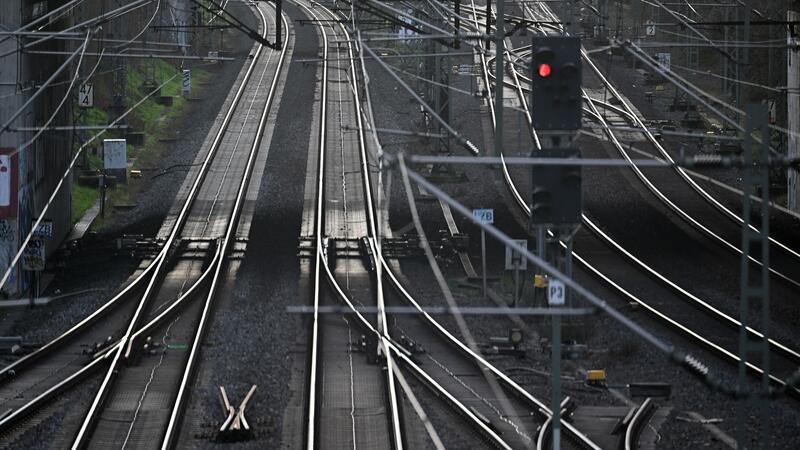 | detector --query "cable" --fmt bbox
[396,154,532,446]
[0,35,91,136]
[11,29,94,159]
[0,0,87,46]
[361,42,480,154]
[0,73,179,293]
[115,0,162,50]
[648,0,733,60]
